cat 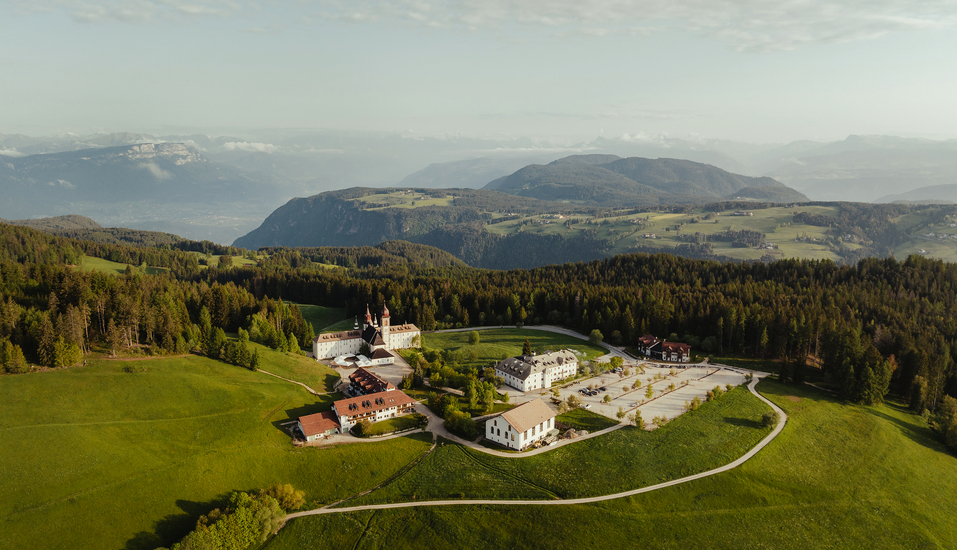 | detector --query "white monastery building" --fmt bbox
[312,304,420,362]
[486,398,558,450]
[332,392,417,431]
[494,349,579,392]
